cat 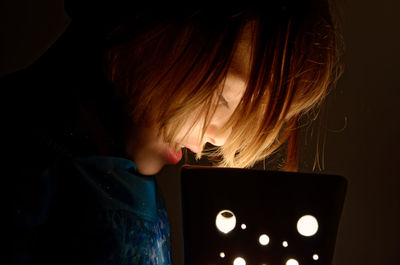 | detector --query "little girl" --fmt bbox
[2,1,340,264]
